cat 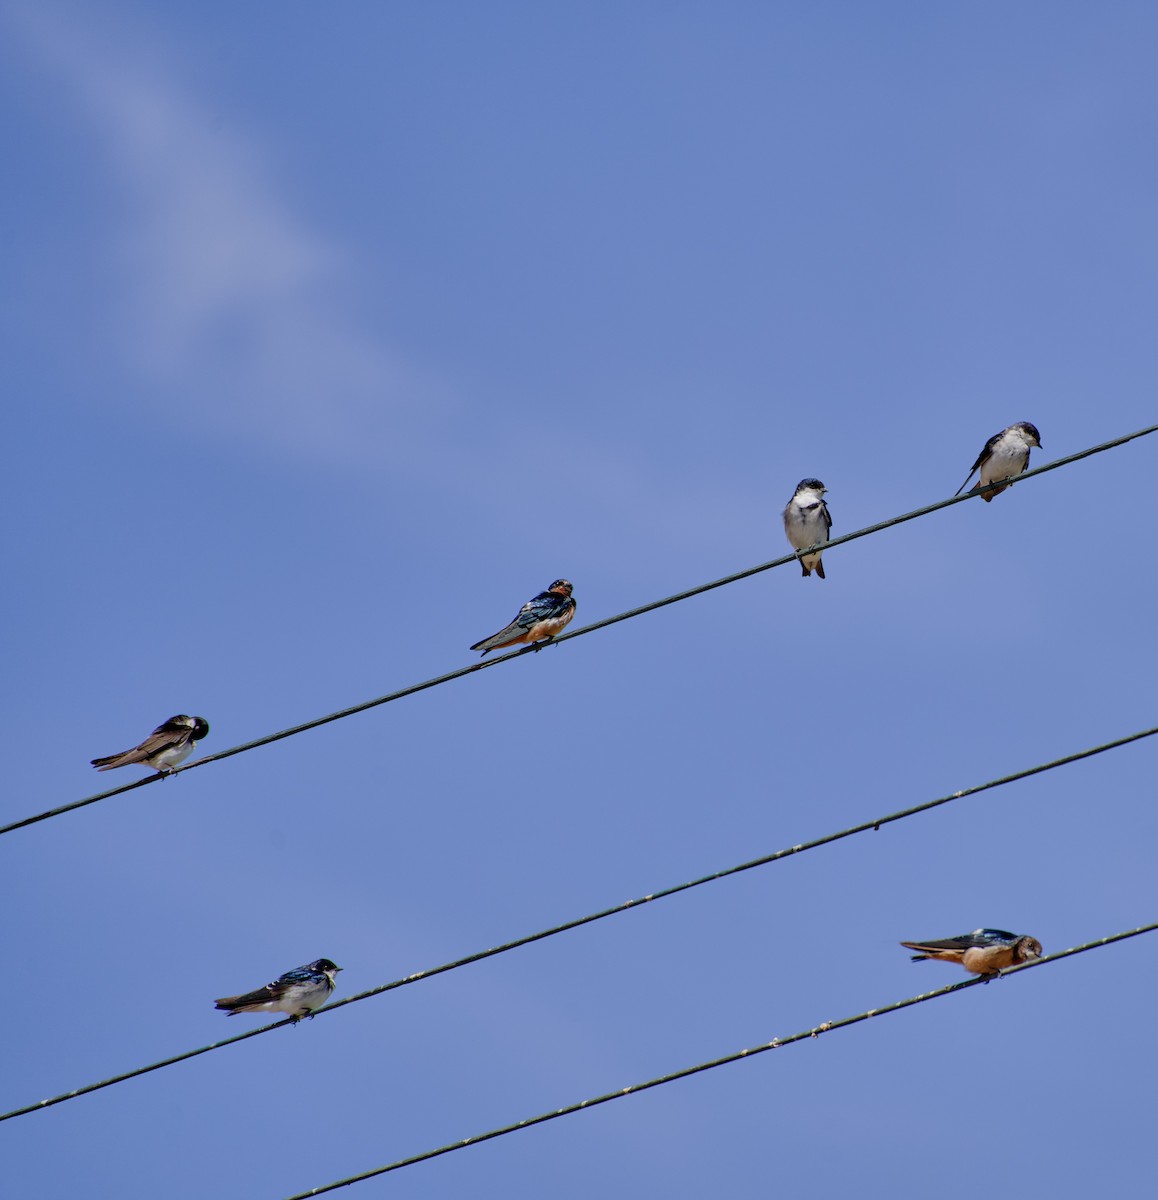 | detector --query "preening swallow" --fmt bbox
[955,422,1042,501]
[90,715,210,775]
[470,579,577,655]
[783,479,832,578]
[214,958,343,1021]
[900,928,1043,976]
